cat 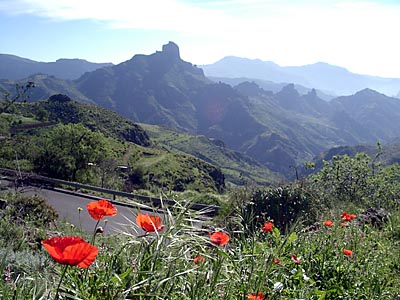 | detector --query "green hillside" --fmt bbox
[0,96,225,194]
[140,123,282,185]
